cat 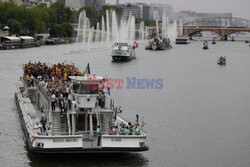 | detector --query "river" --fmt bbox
[1,40,250,167]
